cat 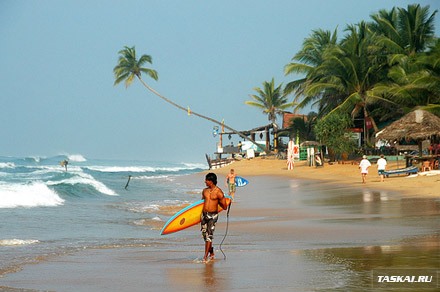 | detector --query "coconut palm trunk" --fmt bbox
[136,76,258,145]
[113,46,259,149]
